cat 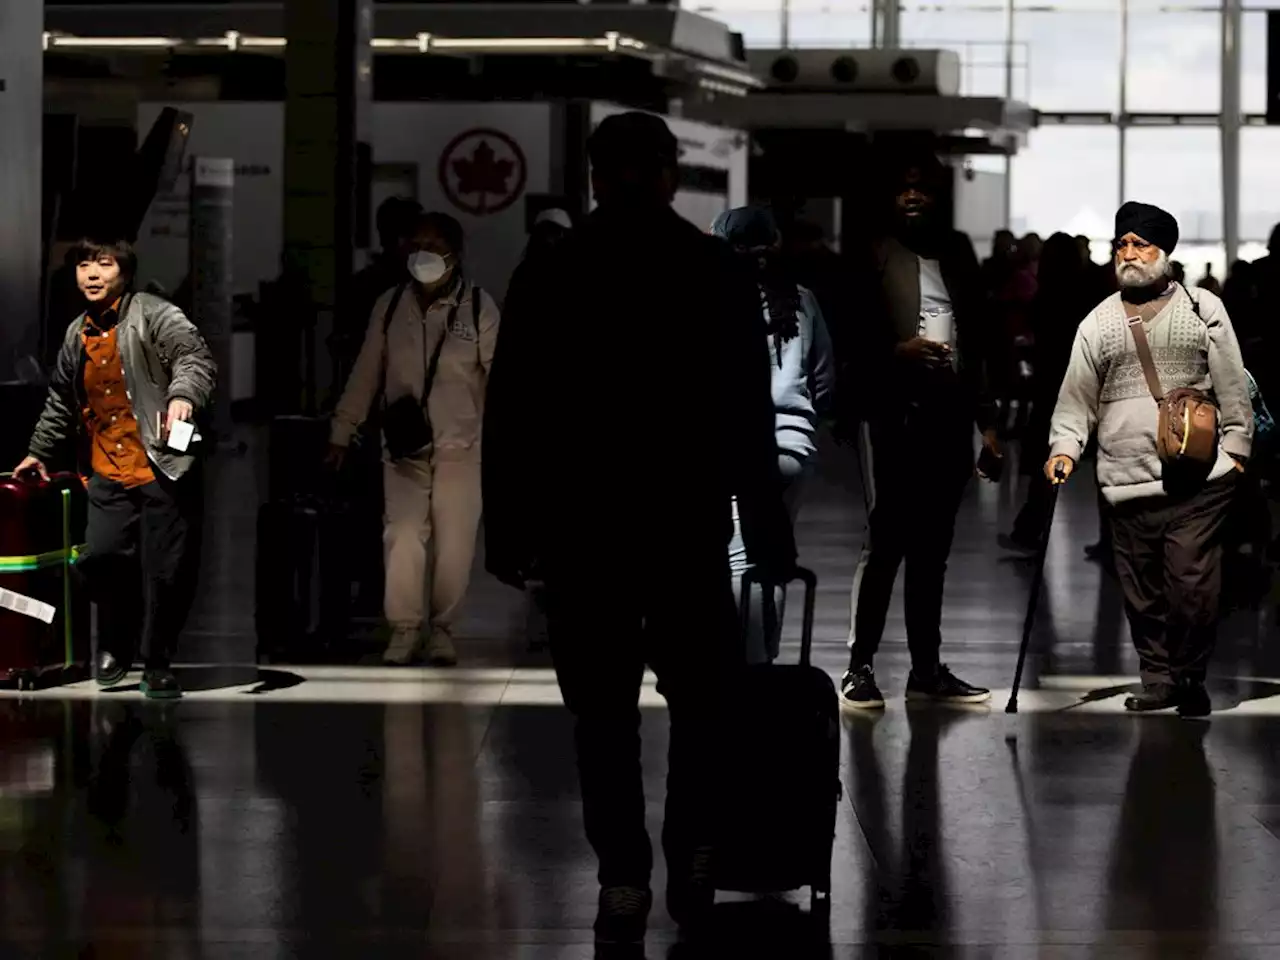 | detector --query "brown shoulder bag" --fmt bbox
[1127,313,1218,466]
